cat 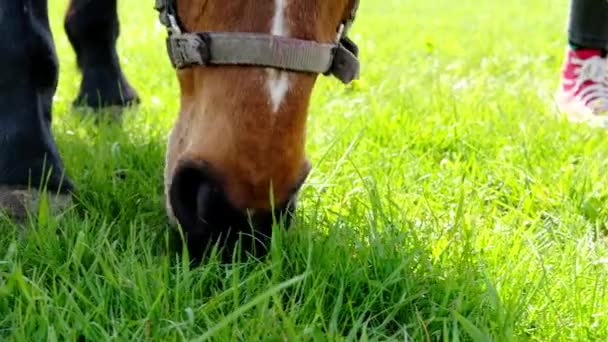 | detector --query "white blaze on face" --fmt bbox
[267,0,290,113]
